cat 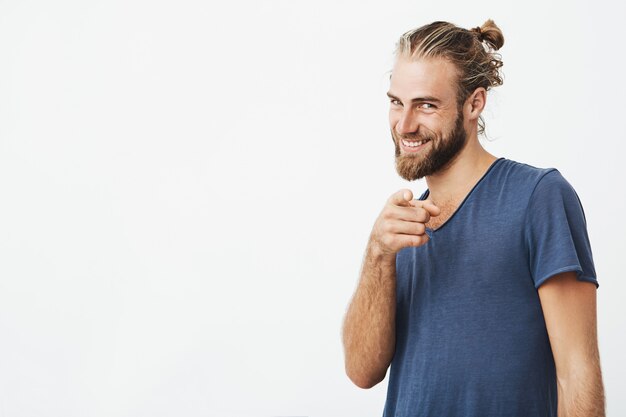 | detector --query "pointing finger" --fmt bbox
[409,199,441,217]
[389,189,414,206]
